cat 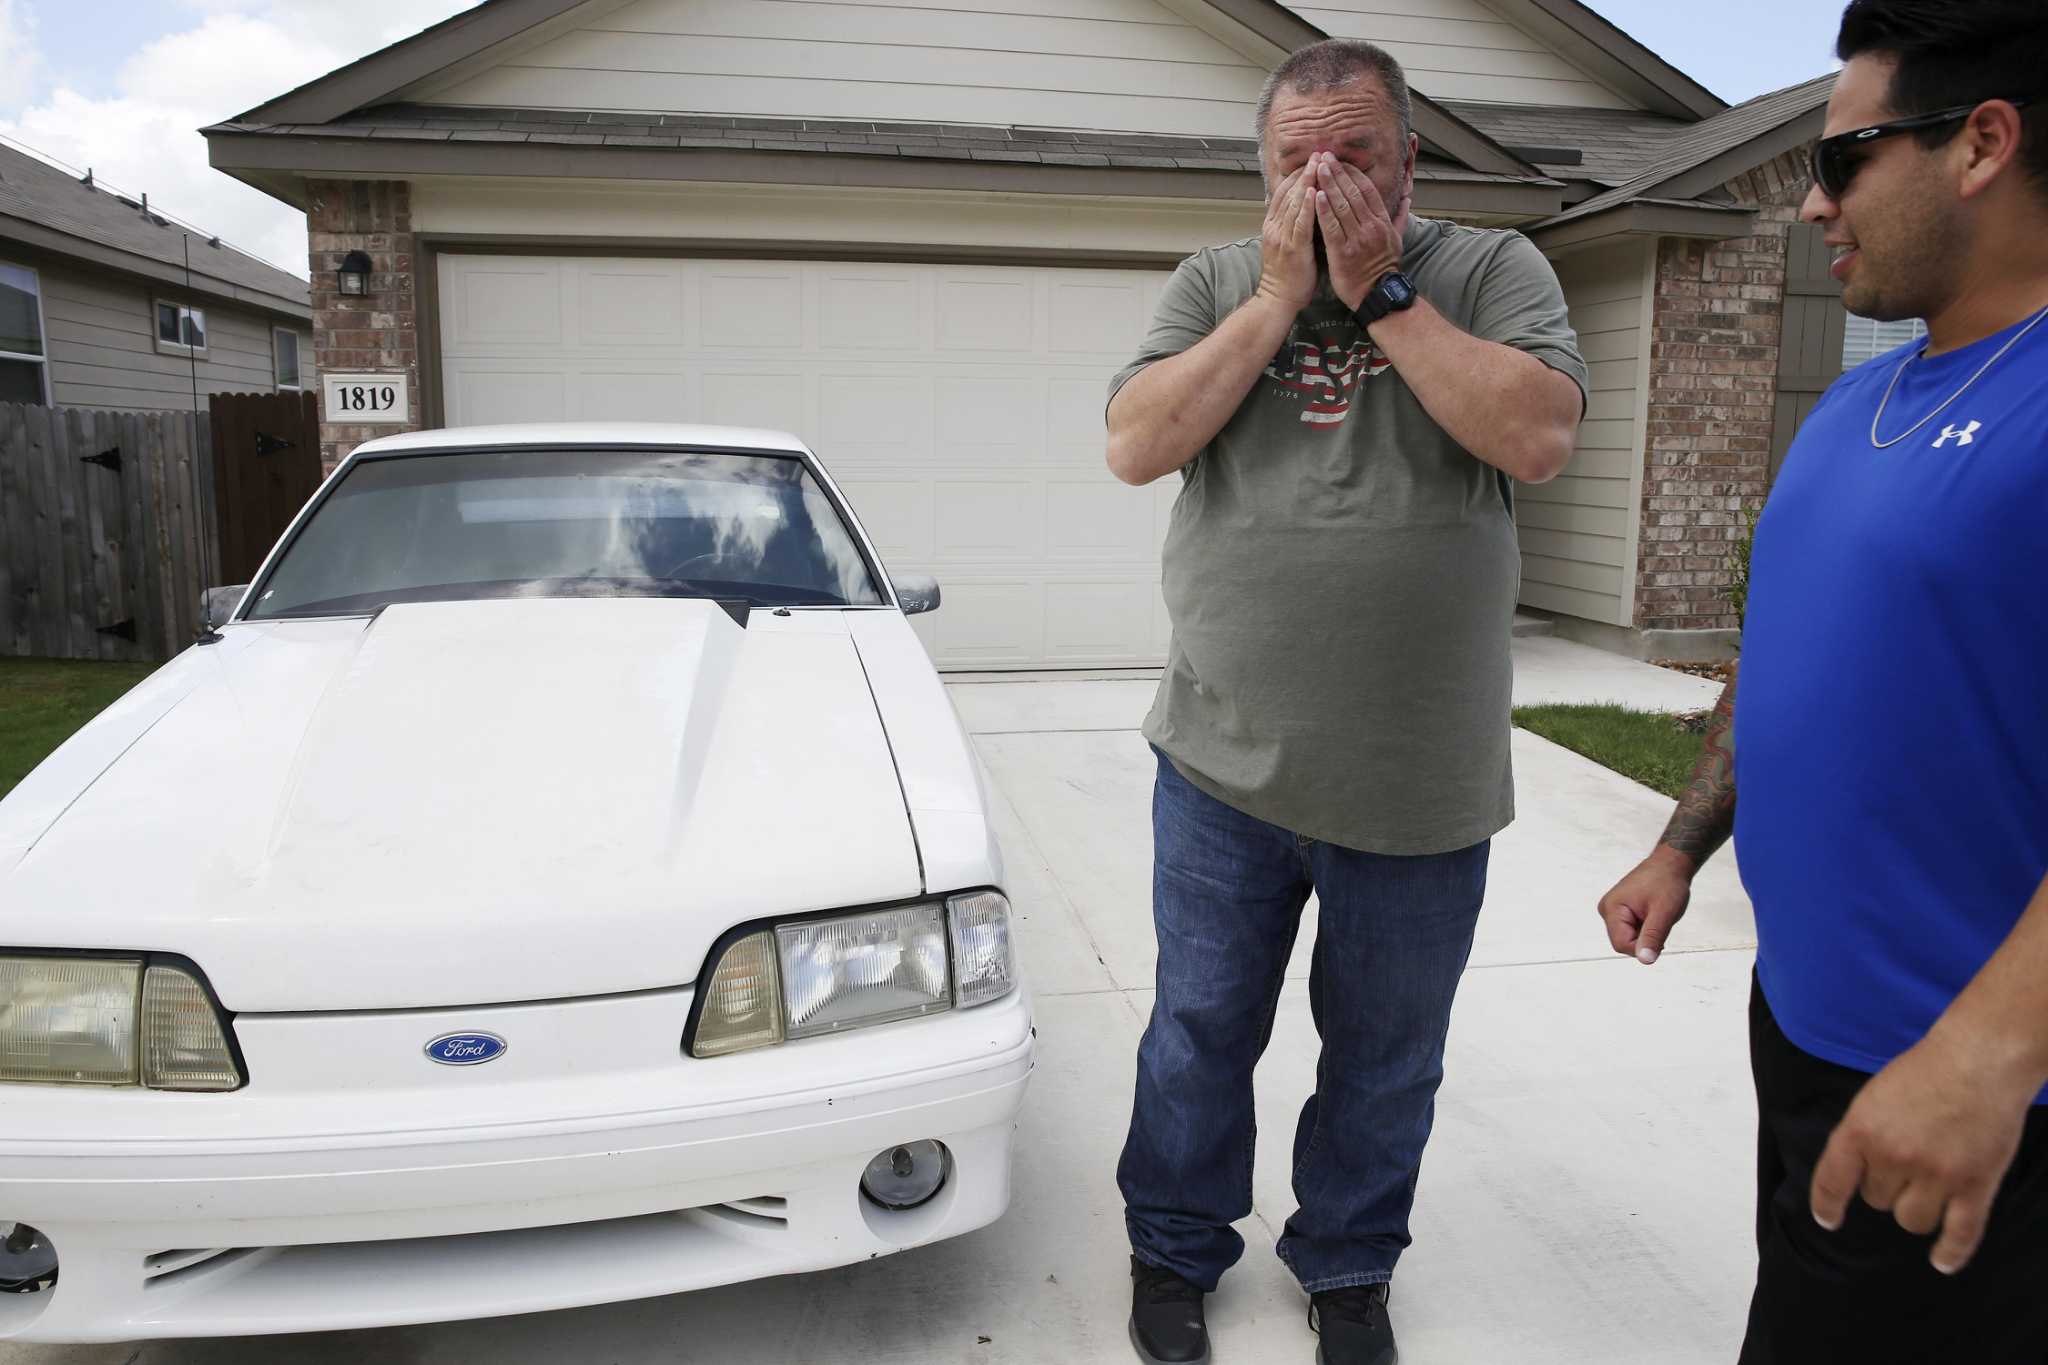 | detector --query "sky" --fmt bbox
[0,0,1847,282]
